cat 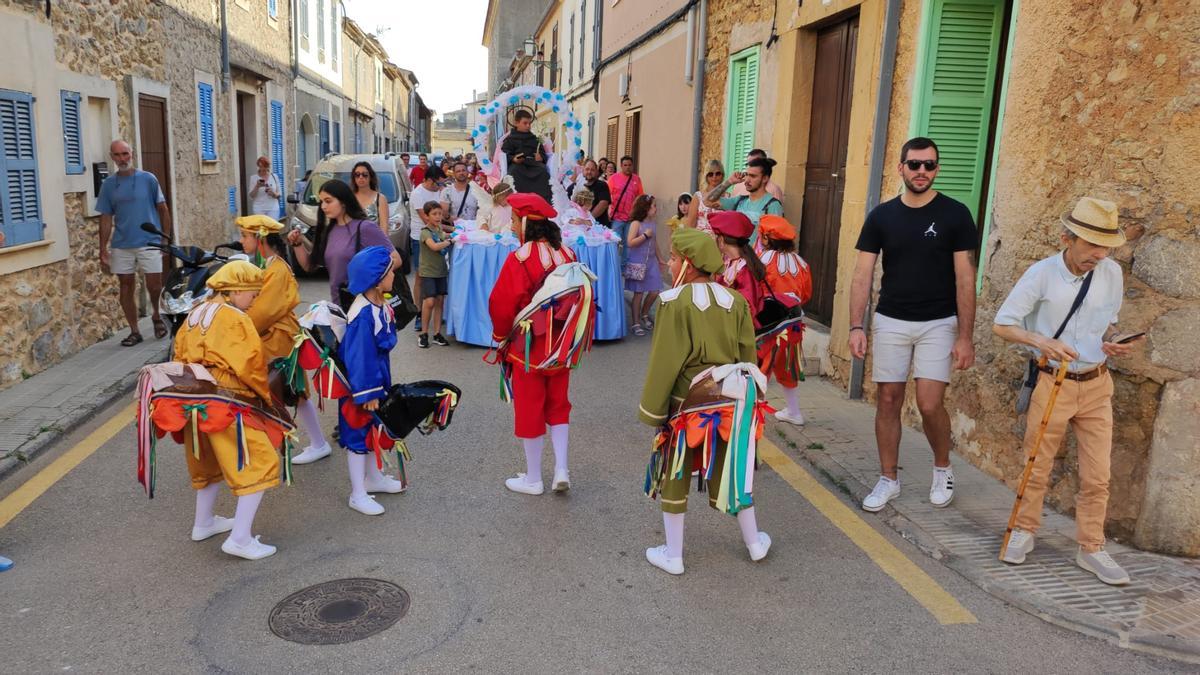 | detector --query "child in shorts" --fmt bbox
[418,201,453,348]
